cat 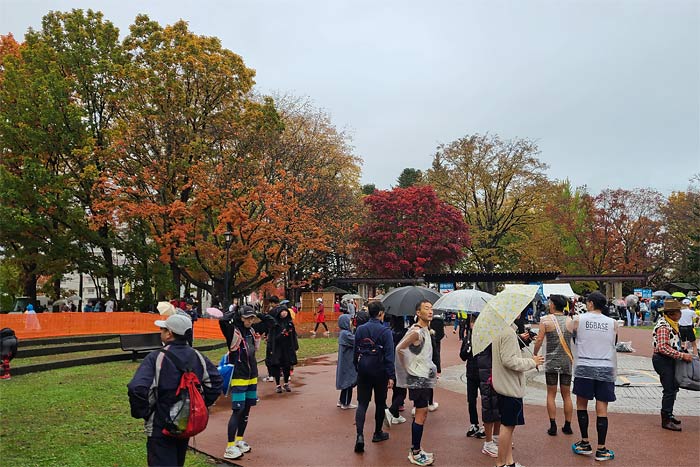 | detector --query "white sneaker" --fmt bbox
[428,402,439,412]
[481,441,498,458]
[384,408,407,425]
[235,440,251,453]
[224,445,243,459]
[341,403,357,409]
[337,401,342,407]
